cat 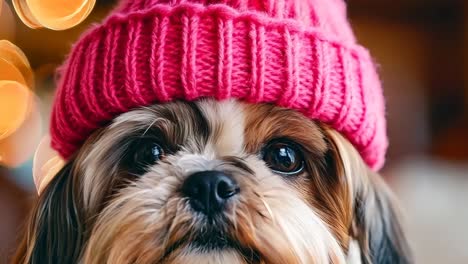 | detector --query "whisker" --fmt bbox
[141,118,161,136]
[259,196,275,224]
